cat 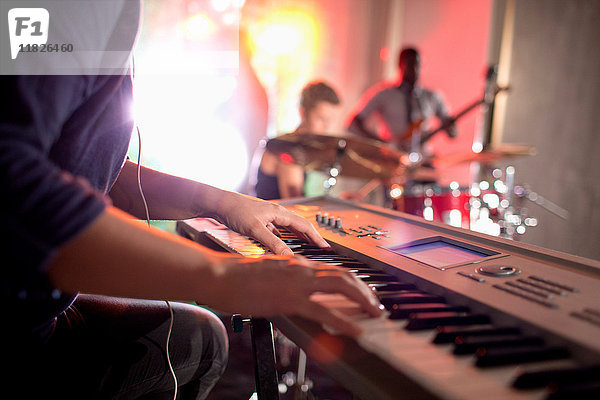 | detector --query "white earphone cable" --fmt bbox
[136,126,178,400]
